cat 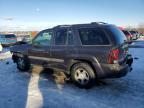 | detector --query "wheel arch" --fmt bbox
[68,59,98,77]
